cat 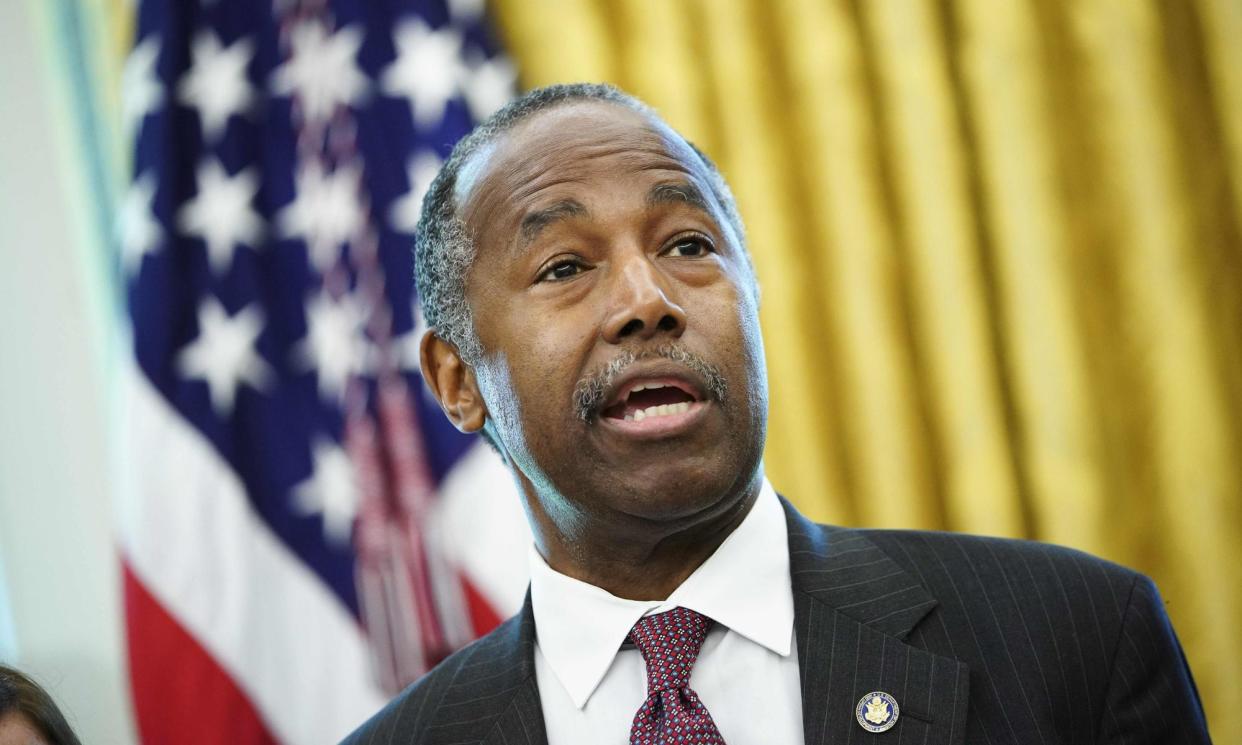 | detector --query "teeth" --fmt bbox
[628,383,673,394]
[626,401,692,423]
